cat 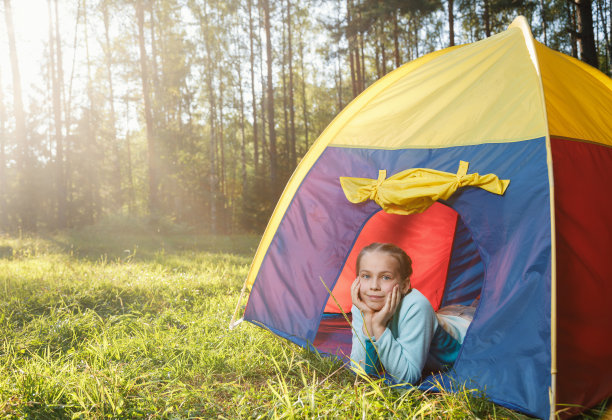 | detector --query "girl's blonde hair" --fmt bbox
[355,242,413,281]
